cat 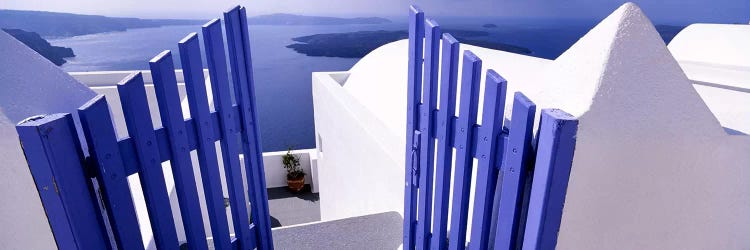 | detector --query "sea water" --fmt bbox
[49,19,597,151]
